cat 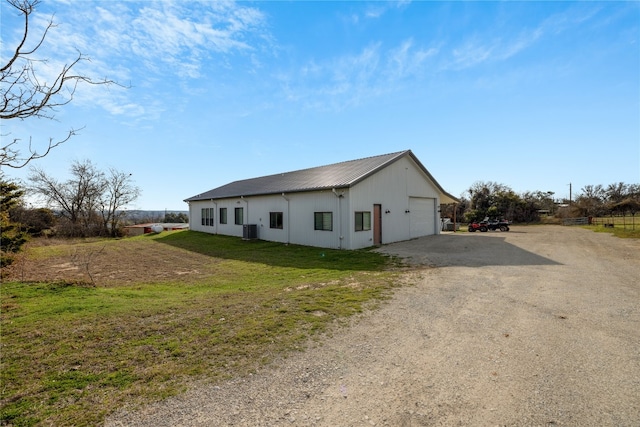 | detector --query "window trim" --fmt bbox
[355,211,371,232]
[270,212,283,229]
[234,207,243,225]
[314,212,333,231]
[201,208,214,226]
[219,207,227,224]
